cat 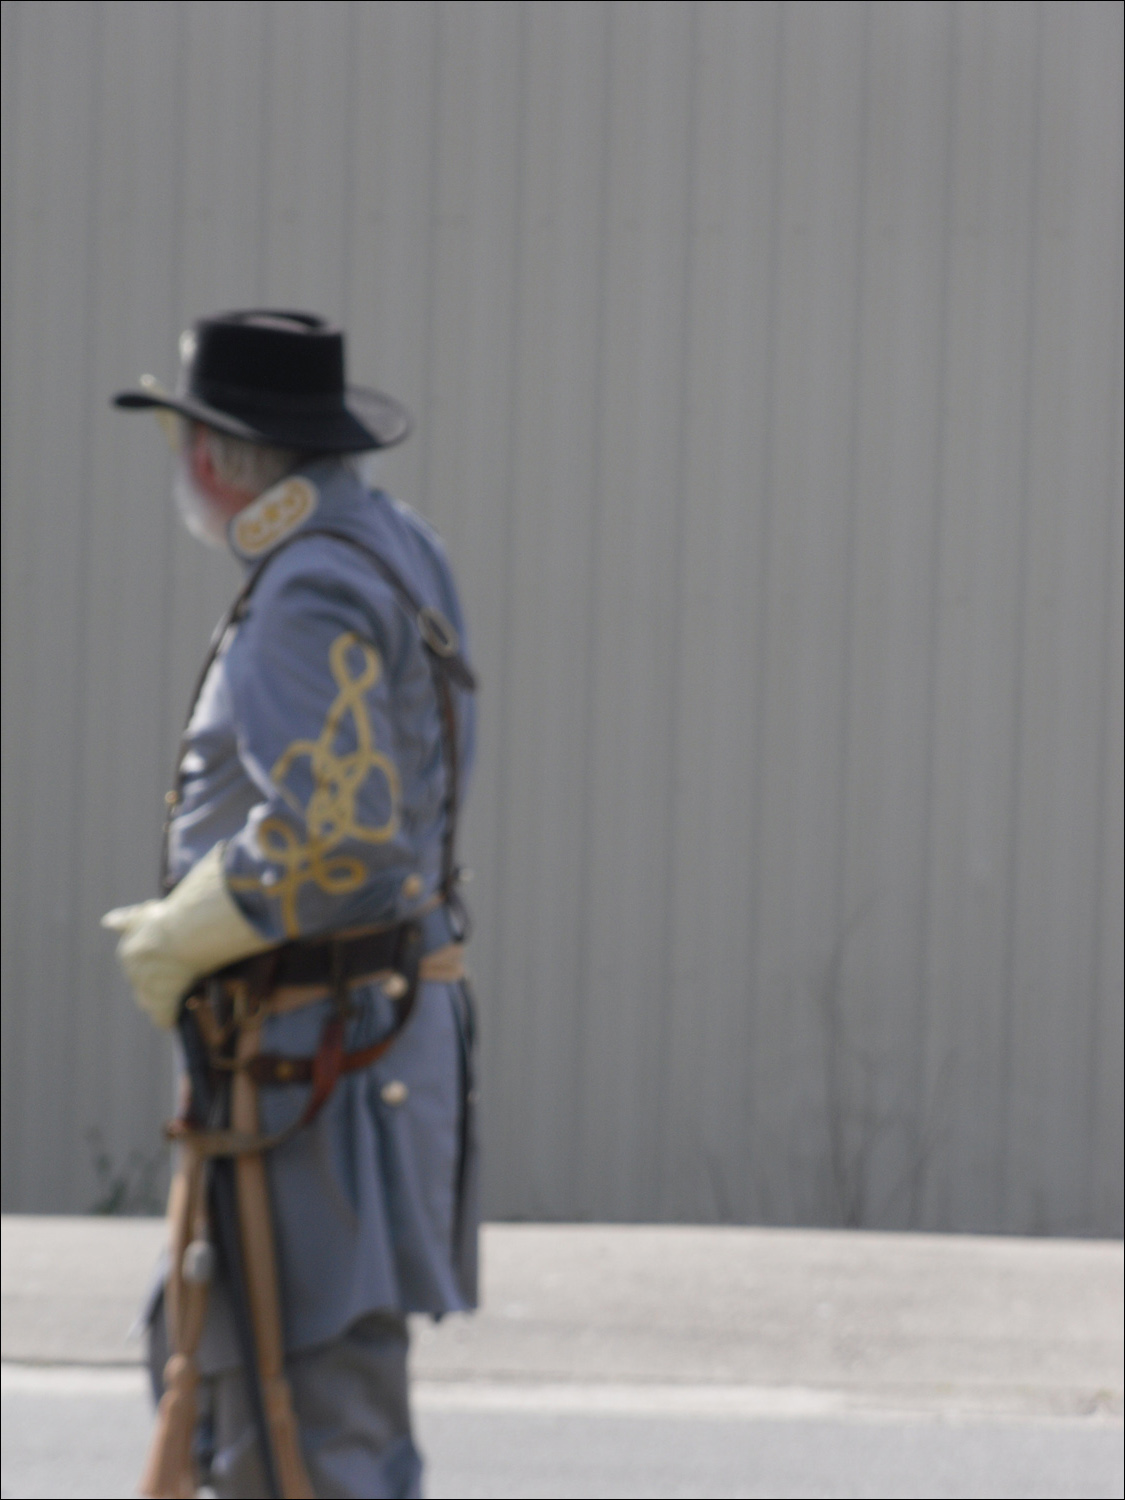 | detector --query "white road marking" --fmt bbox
[4,1363,1119,1428]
